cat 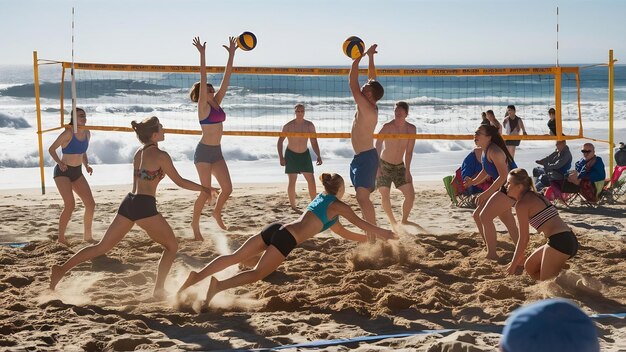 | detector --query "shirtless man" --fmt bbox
[277,104,322,210]
[375,101,416,226]
[349,44,385,242]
